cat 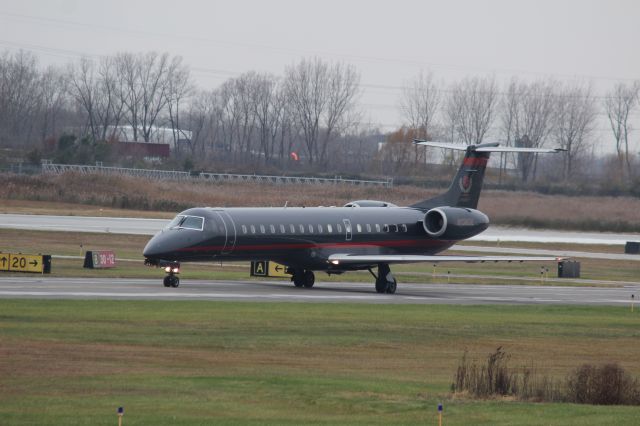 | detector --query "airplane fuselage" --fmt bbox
[142,206,487,271]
